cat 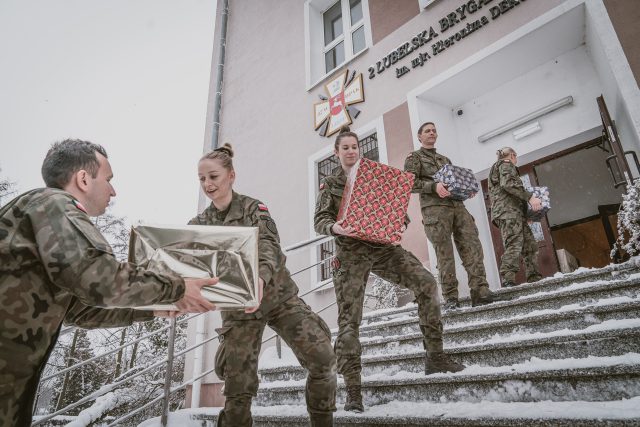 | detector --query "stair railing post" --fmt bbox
[161,317,178,427]
[276,335,282,359]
